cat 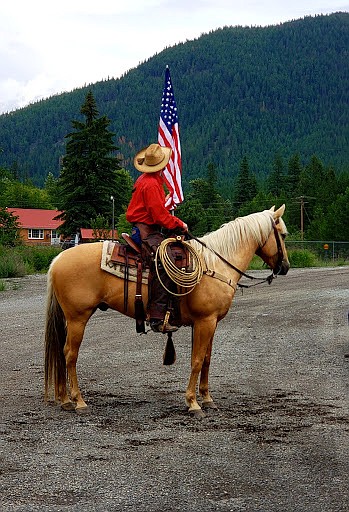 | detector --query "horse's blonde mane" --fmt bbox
[190,210,286,267]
